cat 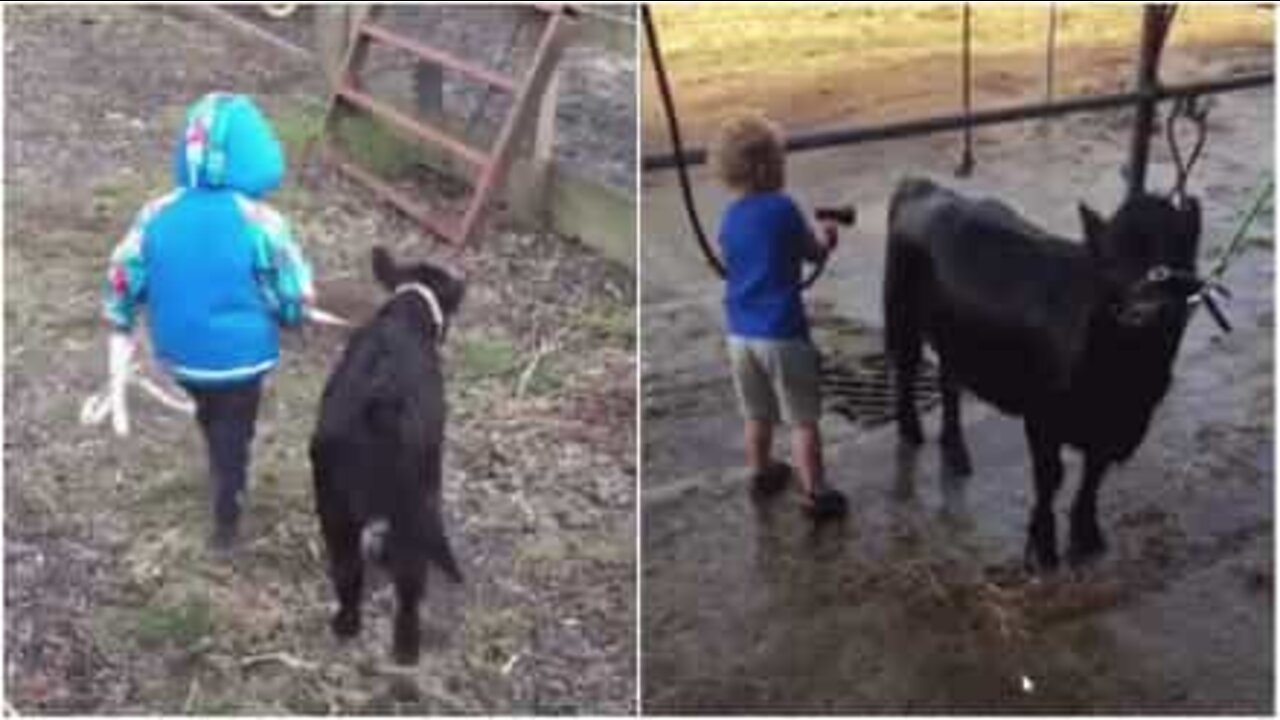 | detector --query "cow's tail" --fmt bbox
[884,179,929,370]
[888,176,936,222]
